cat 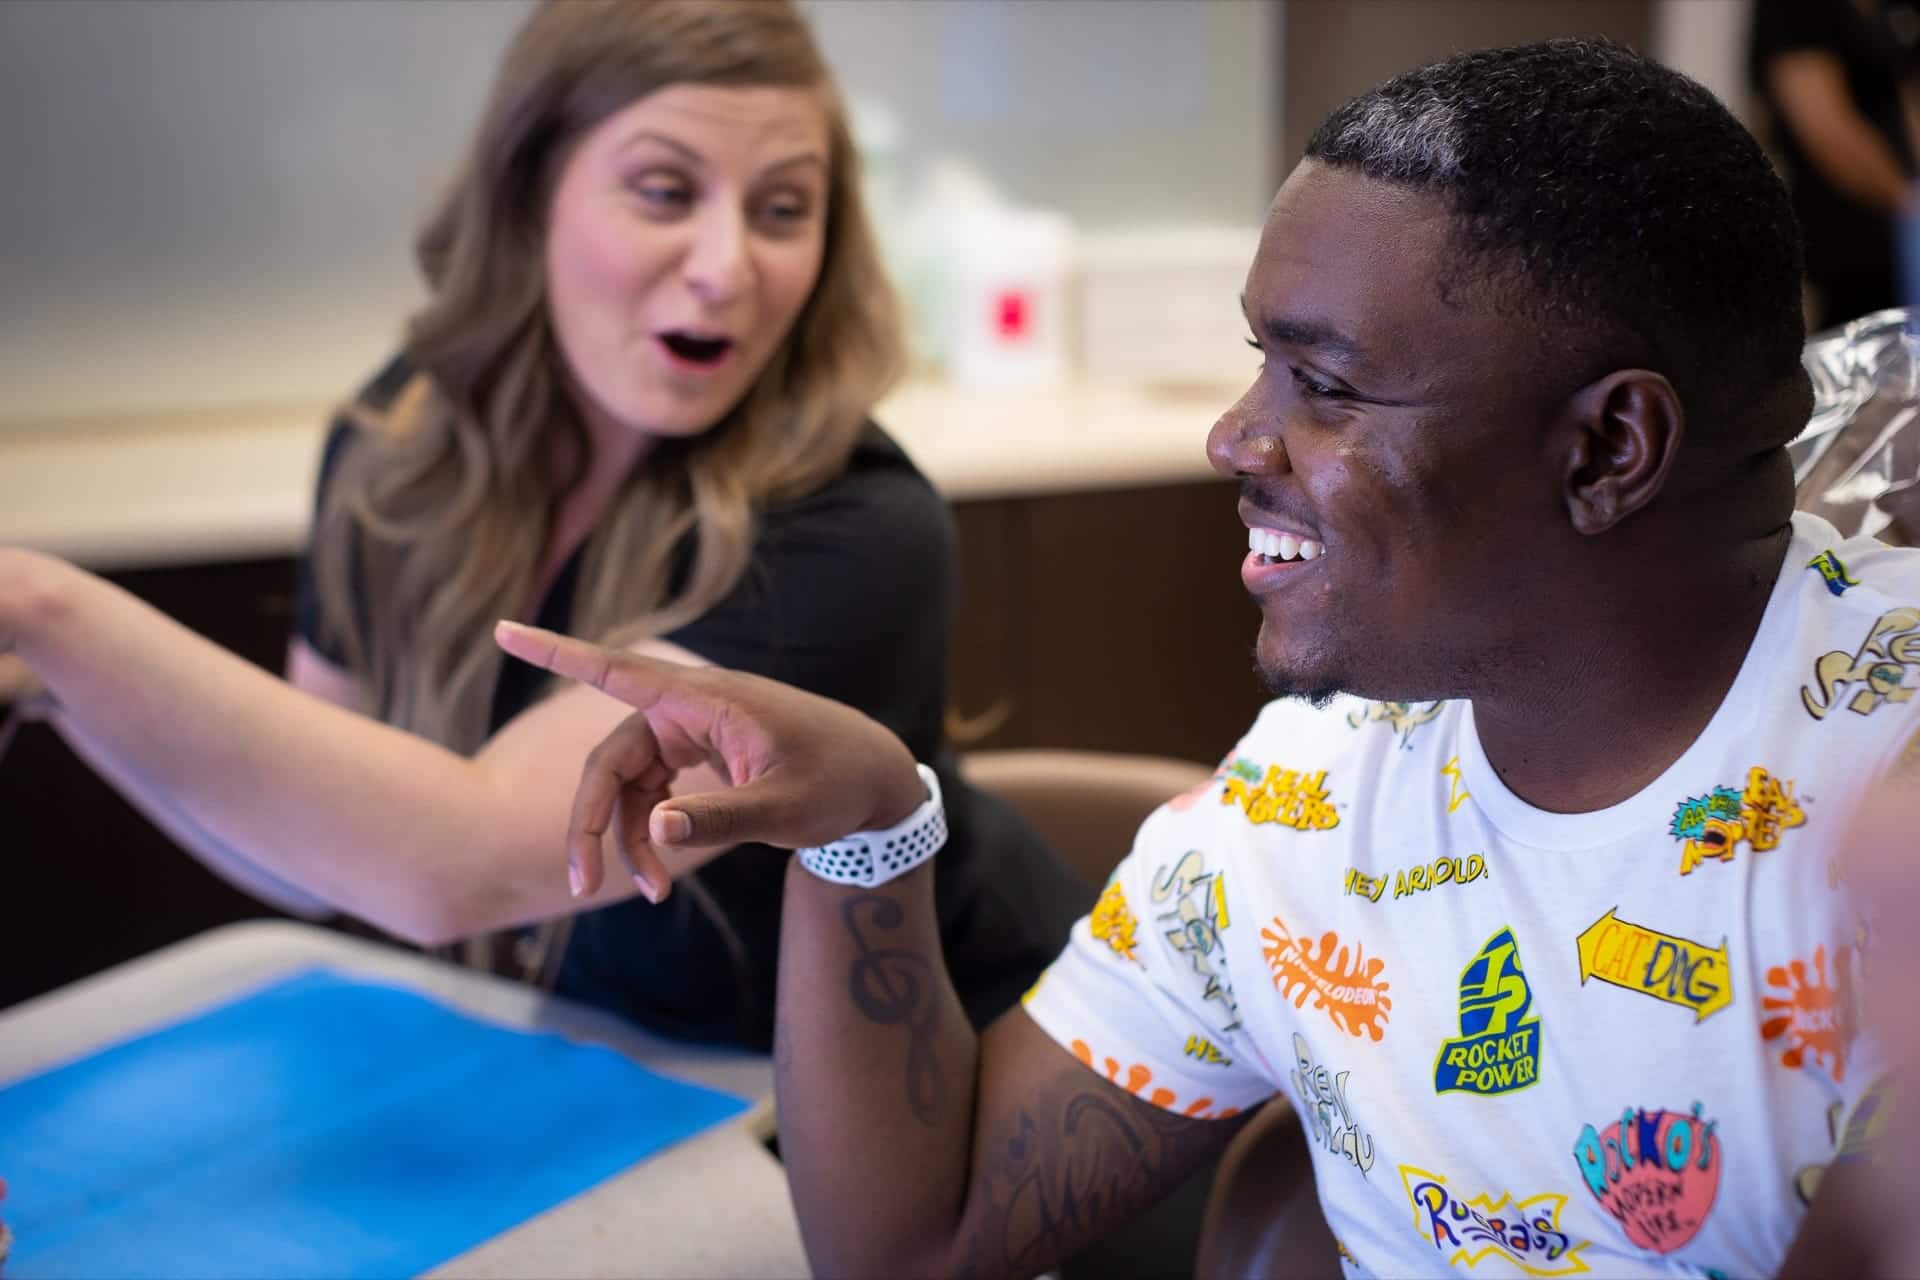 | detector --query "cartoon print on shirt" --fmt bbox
[1152,849,1241,1033]
[1795,1100,1846,1205]
[1669,765,1806,875]
[1575,908,1732,1023]
[1442,754,1472,814]
[1066,1038,1241,1119]
[1221,758,1341,831]
[1346,699,1445,748]
[1571,1101,1722,1255]
[1344,853,1489,904]
[1898,721,1920,775]
[1088,879,1141,965]
[1435,926,1543,1096]
[1261,916,1392,1041]
[1760,943,1852,1083]
[1801,605,1920,720]
[1807,550,1860,597]
[1183,1034,1232,1066]
[1398,1166,1590,1277]
[1291,1032,1375,1176]
[1795,1076,1893,1204]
